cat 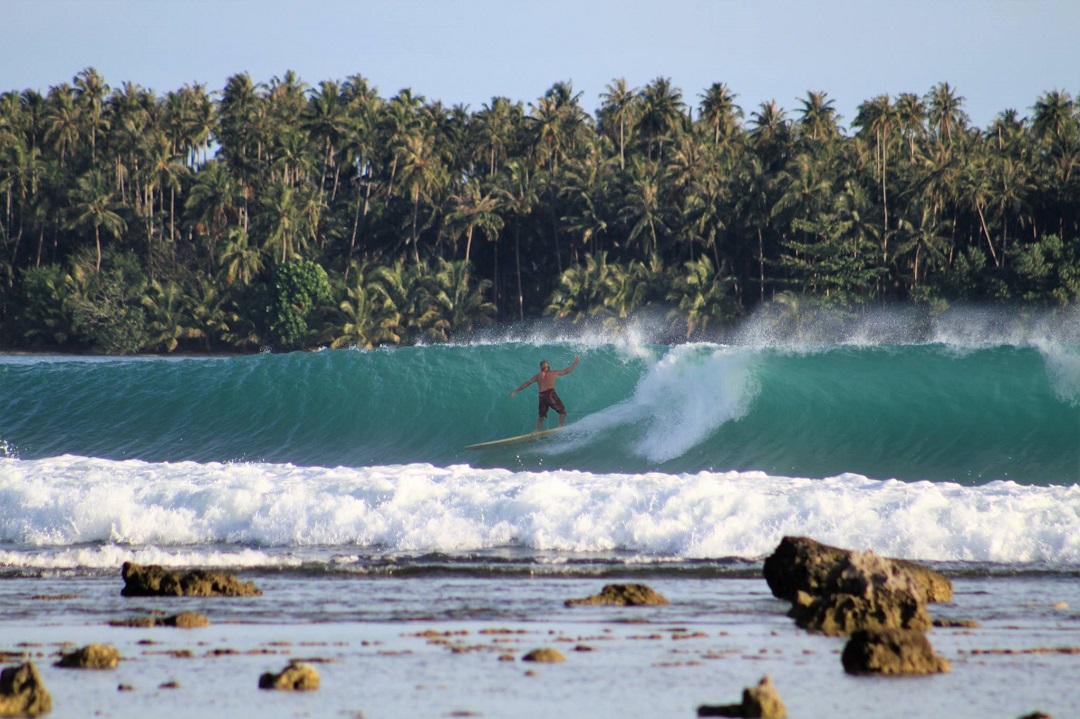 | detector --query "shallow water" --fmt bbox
[0,571,1077,719]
